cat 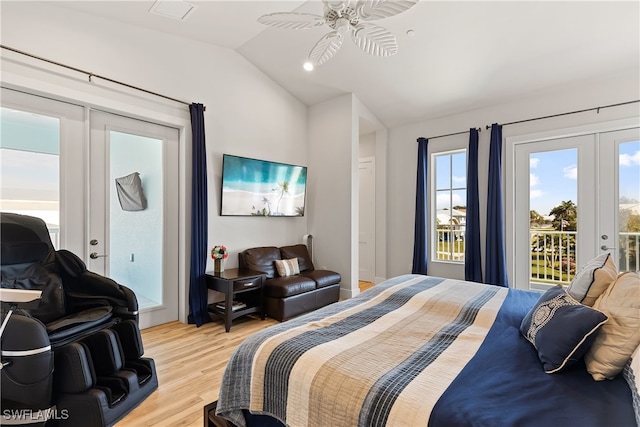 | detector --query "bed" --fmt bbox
[215,274,639,427]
